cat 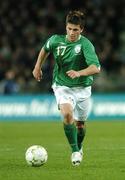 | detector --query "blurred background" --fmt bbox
[0,0,125,95]
[0,0,125,121]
